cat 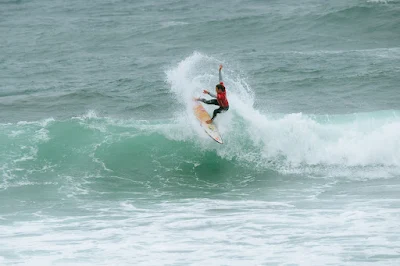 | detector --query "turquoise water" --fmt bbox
[1,0,400,265]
